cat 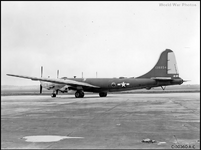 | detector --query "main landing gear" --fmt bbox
[74,91,108,98]
[75,90,85,98]
[99,92,107,97]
